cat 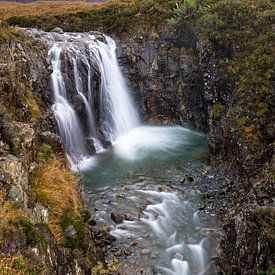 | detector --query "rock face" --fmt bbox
[113,28,274,273]
[0,30,106,274]
[116,31,207,130]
